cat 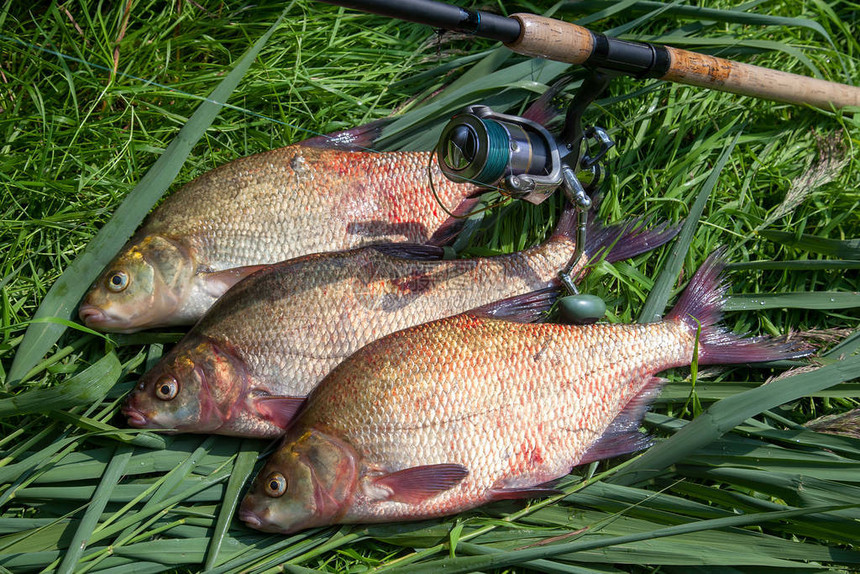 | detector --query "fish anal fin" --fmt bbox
[370,243,446,261]
[200,265,269,298]
[253,395,306,429]
[577,378,663,466]
[471,287,560,324]
[374,463,468,504]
